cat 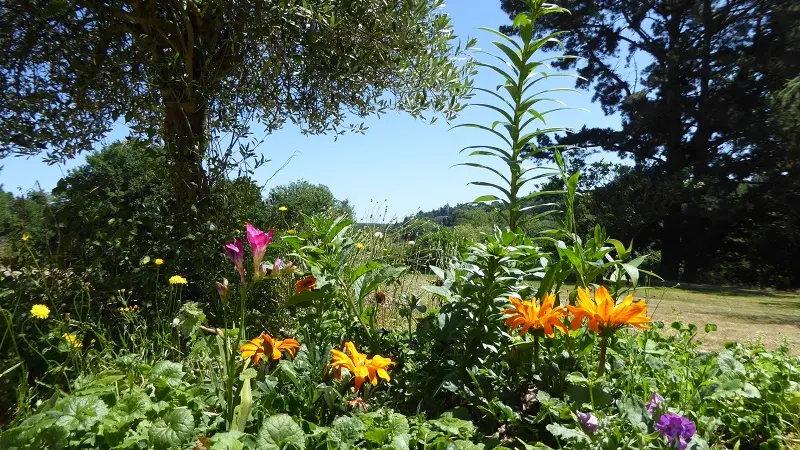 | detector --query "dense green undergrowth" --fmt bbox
[2,2,799,449]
